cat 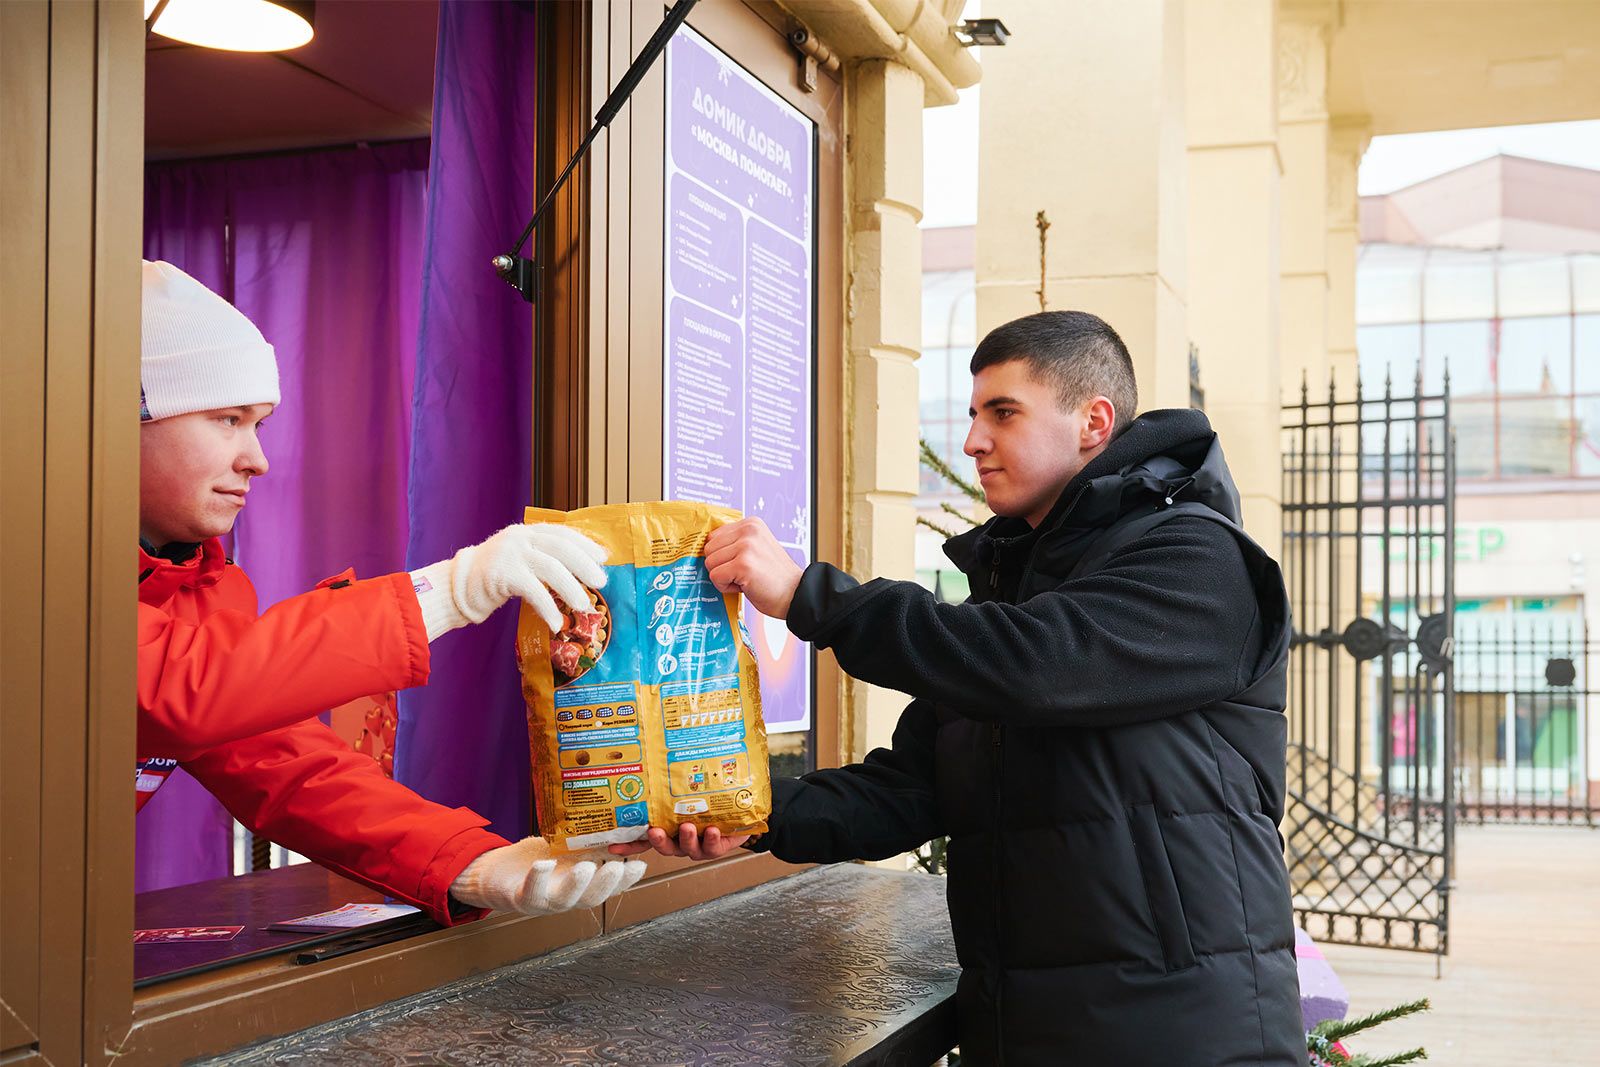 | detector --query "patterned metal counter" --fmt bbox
[206,864,959,1066]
